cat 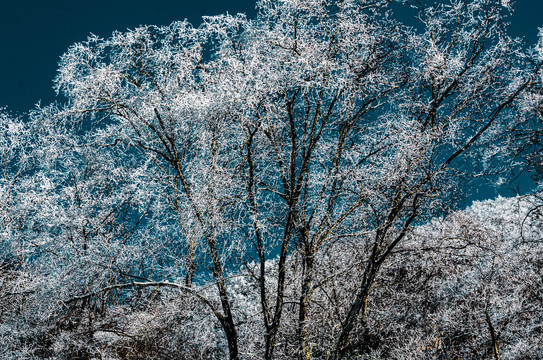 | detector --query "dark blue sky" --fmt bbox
[0,0,258,114]
[0,1,541,114]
